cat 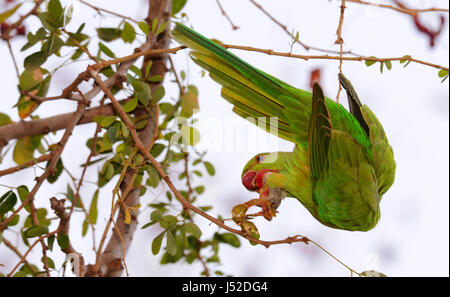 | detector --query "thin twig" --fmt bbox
[6,40,20,79]
[221,44,449,71]
[248,0,357,55]
[345,0,449,16]
[2,237,39,276]
[79,0,140,24]
[7,231,58,277]
[335,0,347,102]
[215,0,239,30]
[0,154,51,177]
